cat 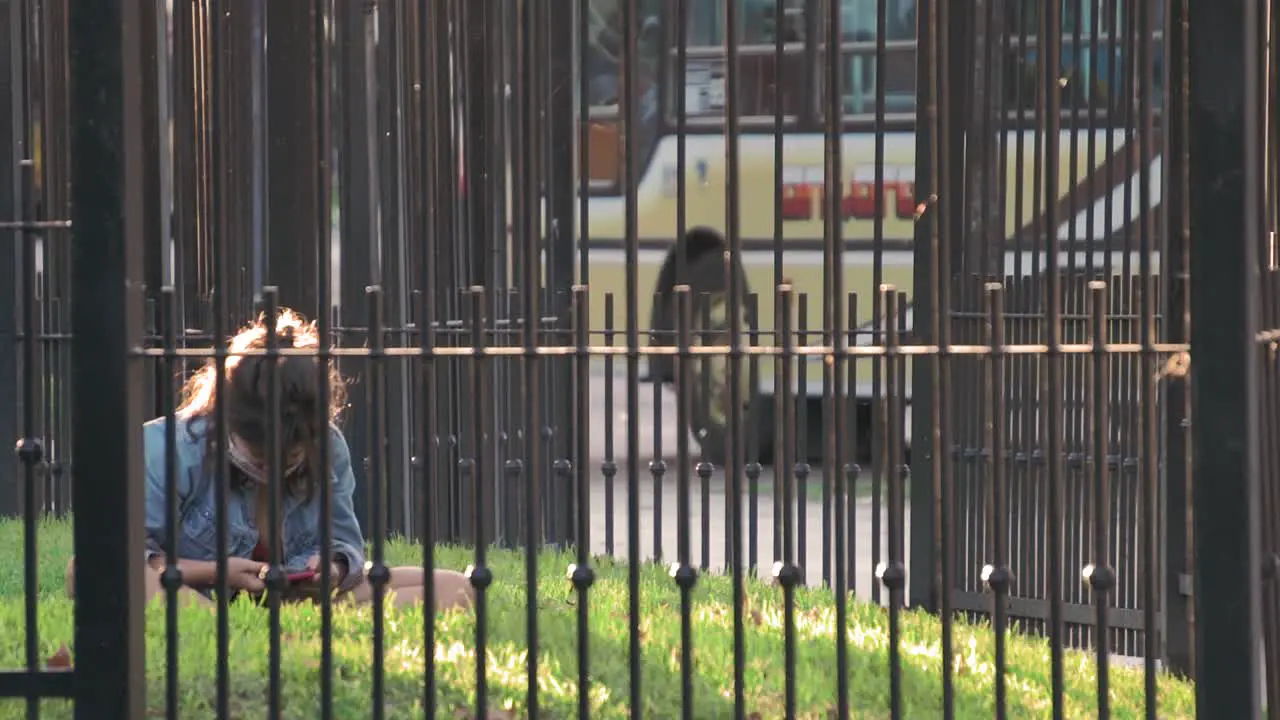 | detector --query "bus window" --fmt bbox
[684,0,806,46]
[838,0,917,42]
[584,0,662,190]
[585,0,662,108]
[814,0,918,122]
[672,0,917,126]
[672,0,808,125]
[1003,1,1164,126]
